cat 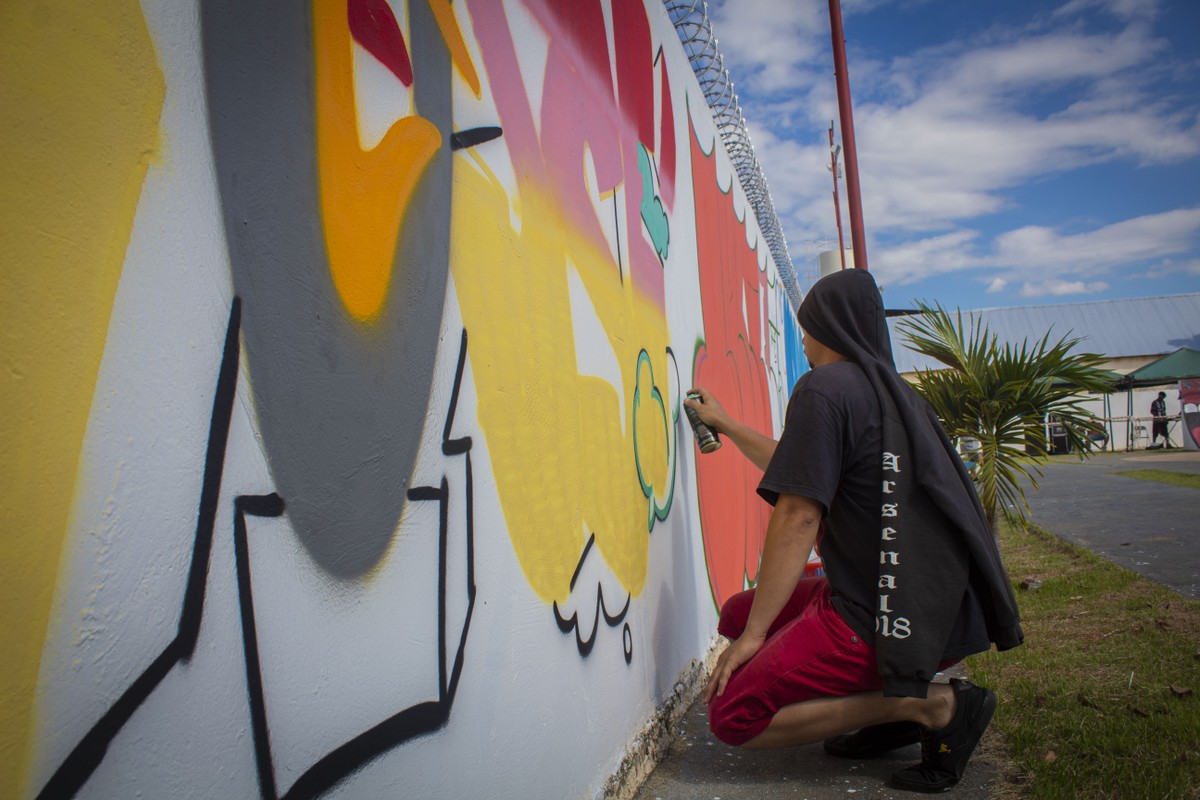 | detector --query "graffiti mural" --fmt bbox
[1181,380,1200,449]
[458,0,681,617]
[3,1,802,798]
[688,112,780,609]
